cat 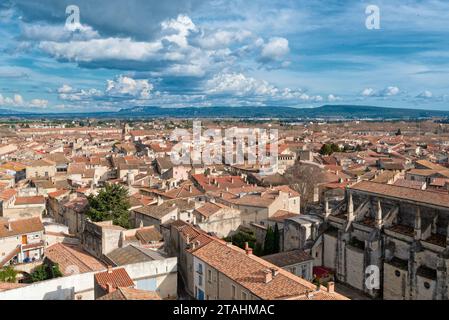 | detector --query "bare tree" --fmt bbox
[284,161,326,210]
